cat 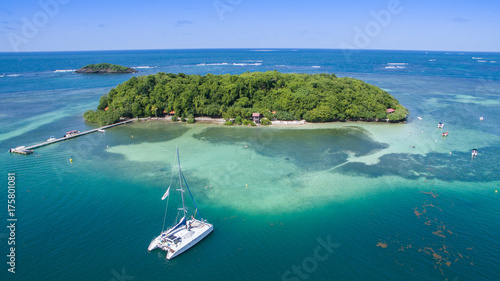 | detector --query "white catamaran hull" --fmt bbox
[167,221,213,259]
[148,219,213,259]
